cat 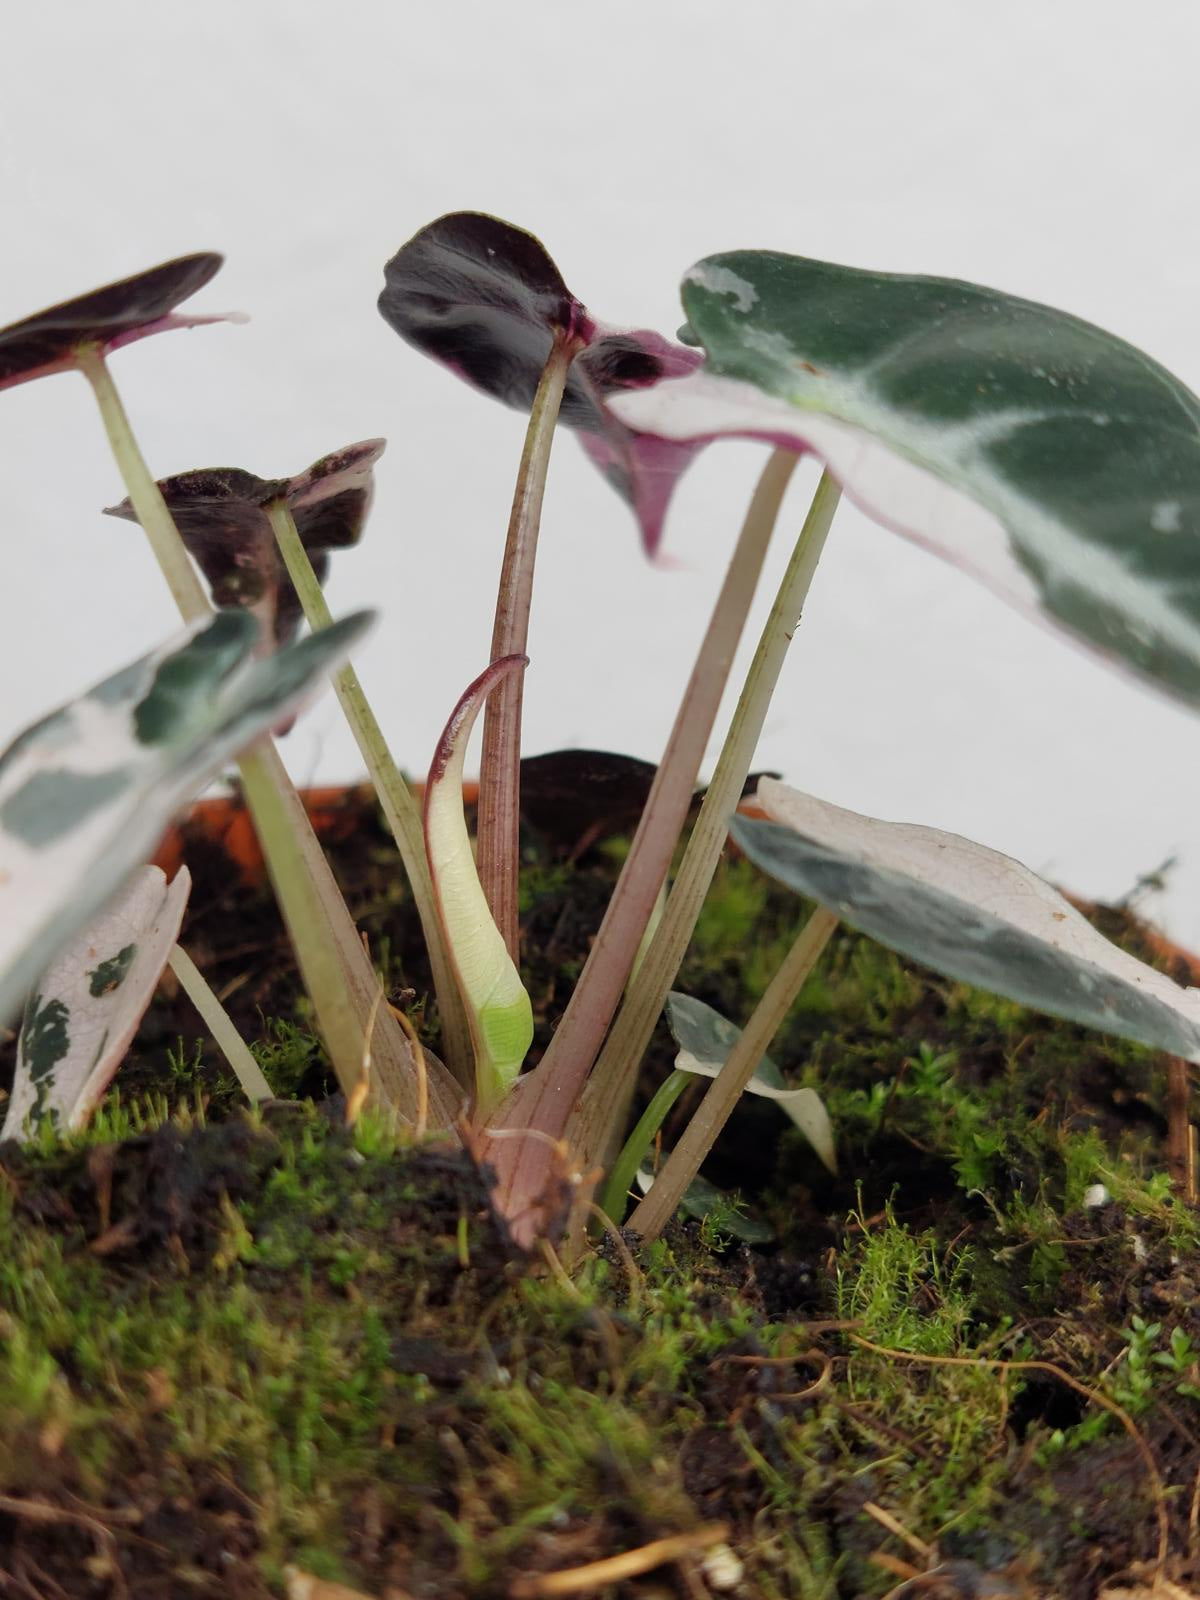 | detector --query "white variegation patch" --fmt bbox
[732,777,1200,1065]
[612,369,1200,695]
[666,992,837,1172]
[4,865,190,1139]
[612,246,1200,707]
[0,608,372,1024]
